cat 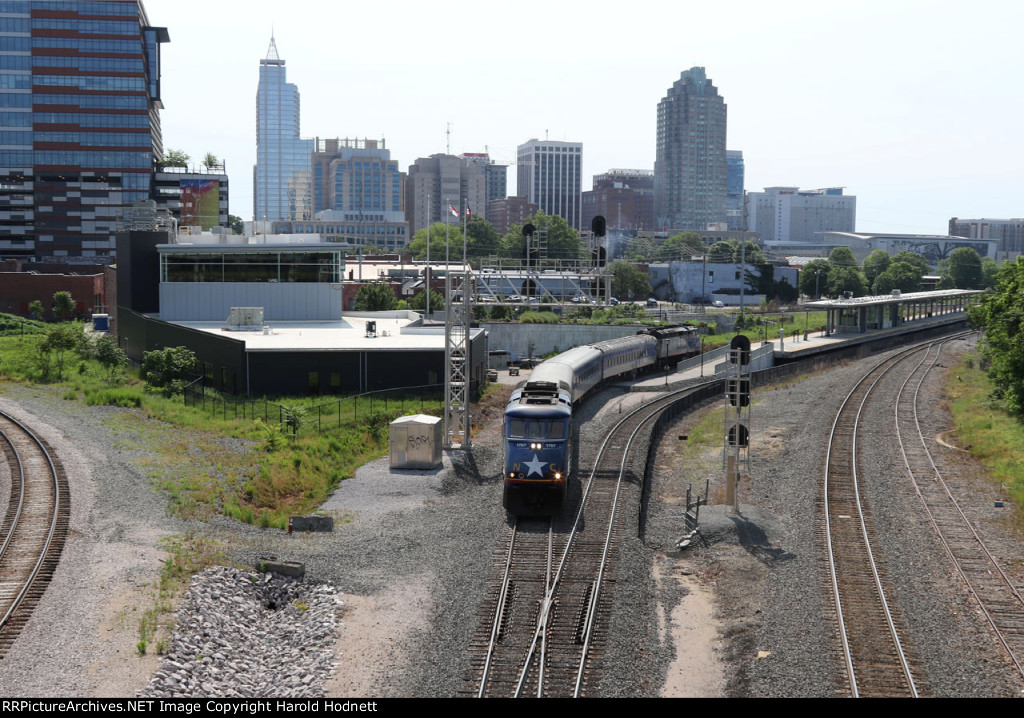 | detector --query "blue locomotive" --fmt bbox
[503,326,699,514]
